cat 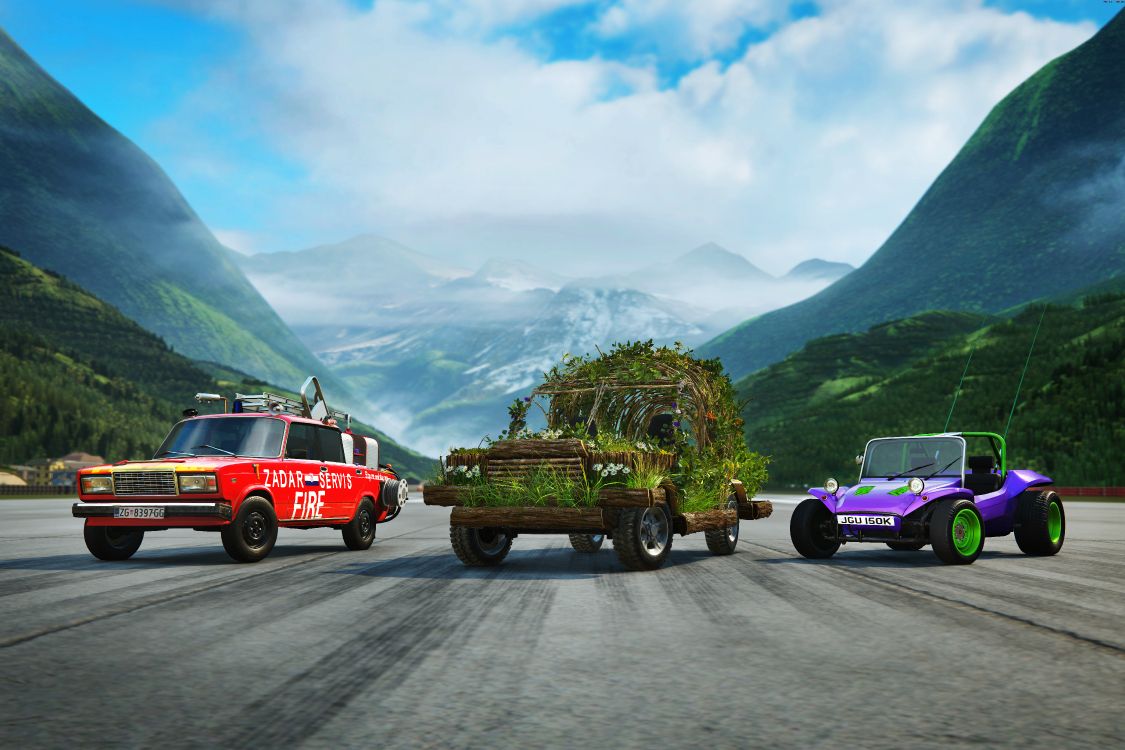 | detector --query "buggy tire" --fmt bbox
[221,497,278,563]
[886,541,926,551]
[1014,489,1065,556]
[83,522,144,561]
[929,497,984,565]
[613,502,673,570]
[704,495,740,555]
[568,533,605,553]
[790,498,840,559]
[342,498,377,551]
[450,527,512,566]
